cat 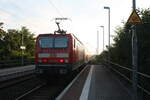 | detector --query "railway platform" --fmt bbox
[0,65,35,81]
[56,65,132,100]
